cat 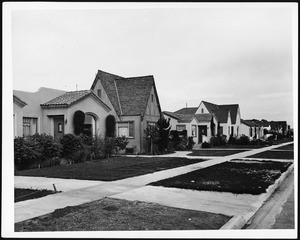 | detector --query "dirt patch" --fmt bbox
[148,160,292,195]
[15,197,231,231]
[15,157,206,181]
[246,150,294,159]
[15,188,57,203]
